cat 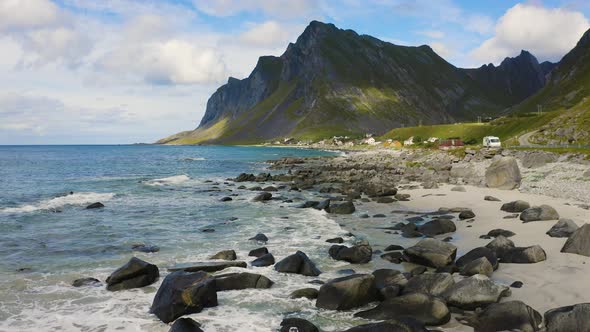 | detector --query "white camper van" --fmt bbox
[483,136,501,148]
